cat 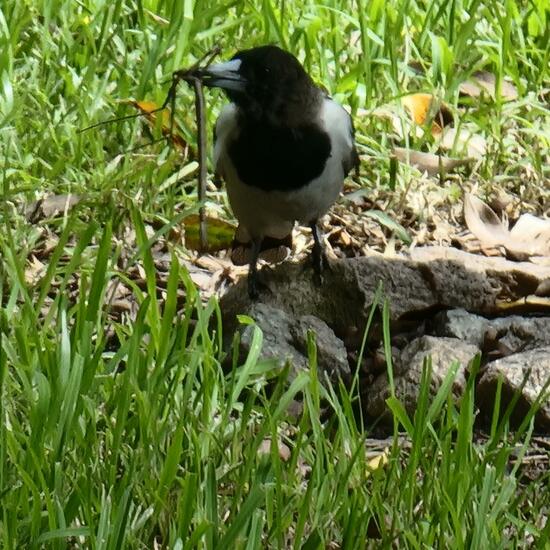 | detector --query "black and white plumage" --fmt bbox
[199,45,358,298]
